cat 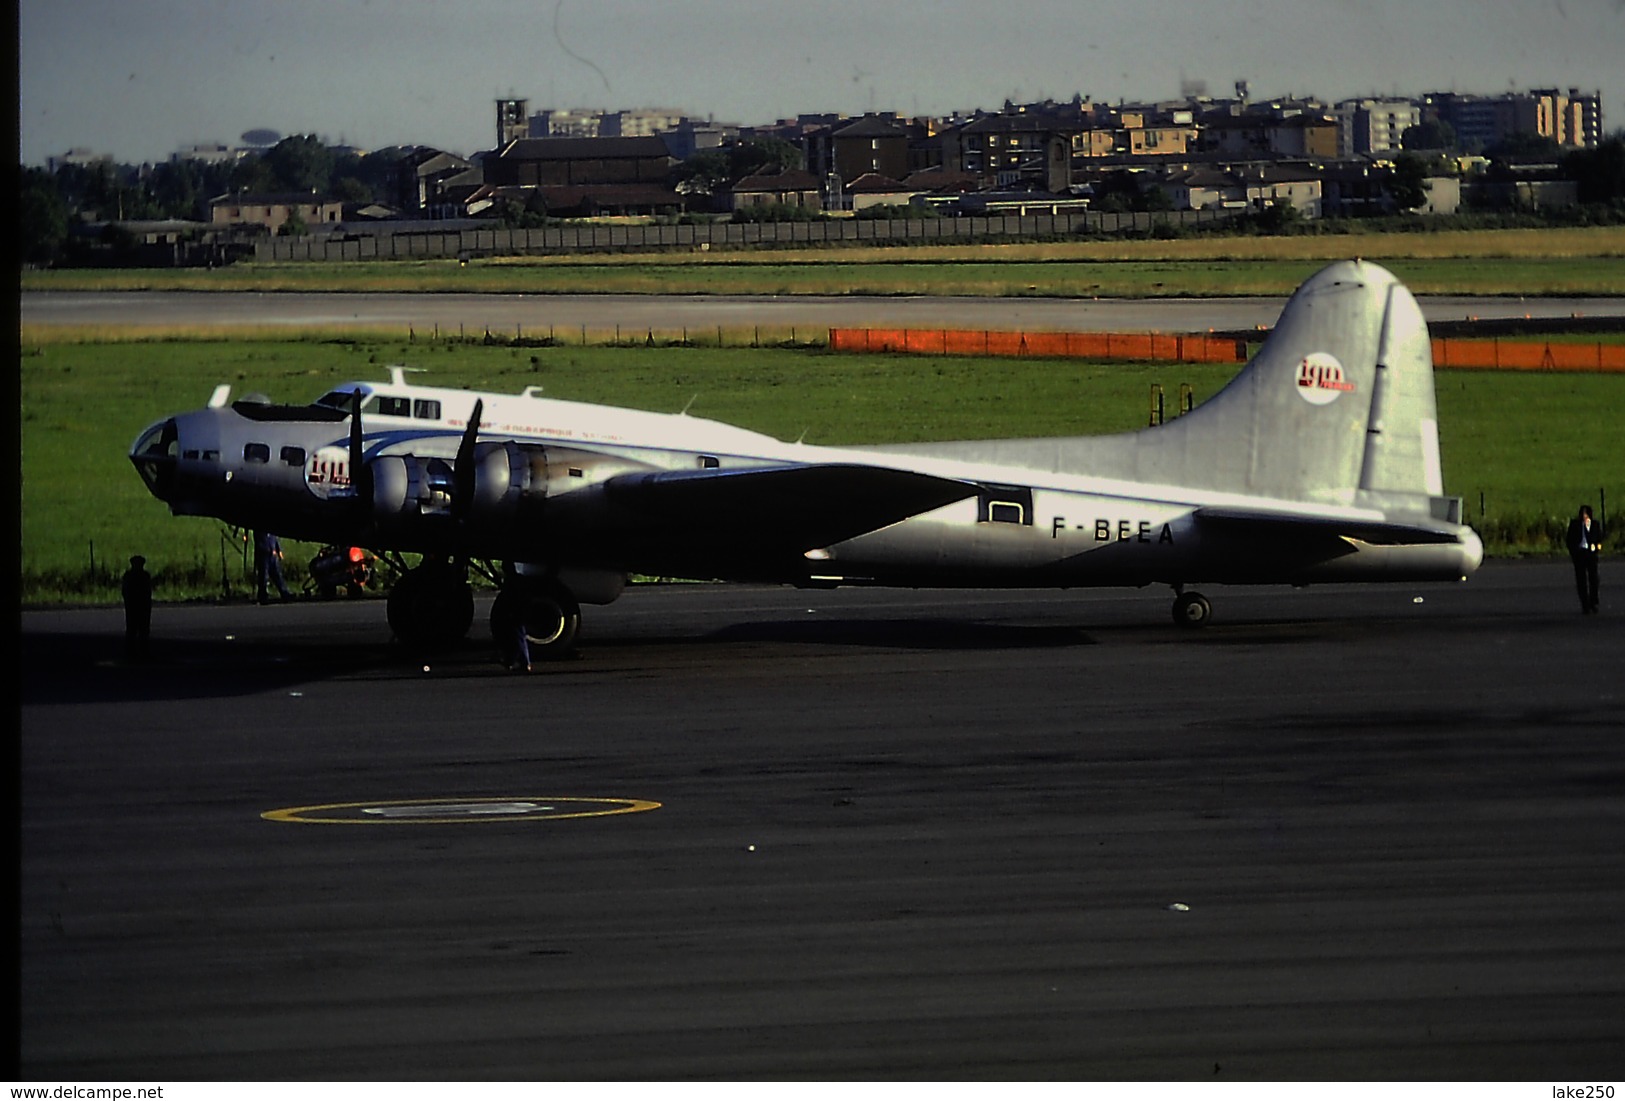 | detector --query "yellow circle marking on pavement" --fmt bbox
[262,796,661,824]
